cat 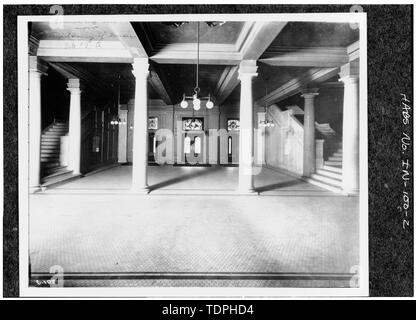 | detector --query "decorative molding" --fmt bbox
[108,22,148,58]
[240,21,287,60]
[37,40,132,63]
[300,87,319,98]
[67,78,84,92]
[256,67,339,106]
[49,62,112,95]
[212,22,287,105]
[150,43,241,65]
[234,22,255,52]
[347,41,359,62]
[238,60,258,77]
[148,21,286,65]
[212,66,239,105]
[148,70,172,105]
[260,46,349,68]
